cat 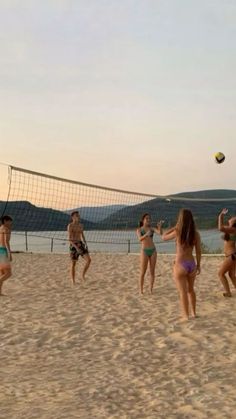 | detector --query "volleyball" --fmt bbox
[214,152,225,164]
